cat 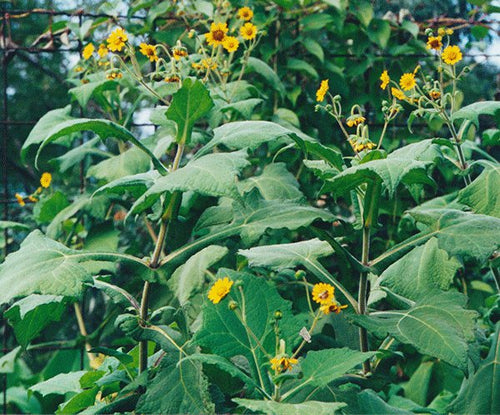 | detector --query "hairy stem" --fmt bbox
[73,303,97,367]
[358,226,370,374]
